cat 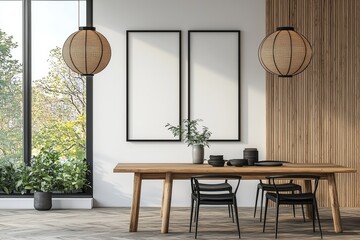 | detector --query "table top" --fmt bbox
[113,163,356,174]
